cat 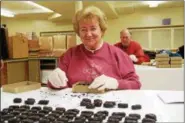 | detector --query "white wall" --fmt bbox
[2,7,184,45]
